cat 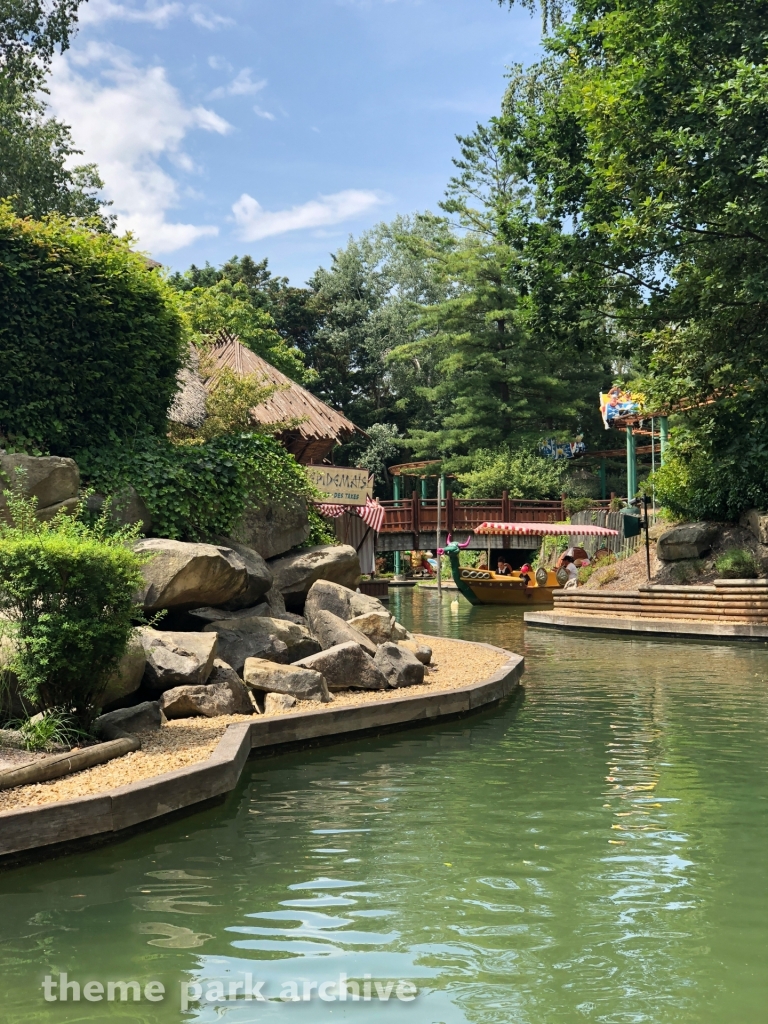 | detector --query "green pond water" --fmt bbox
[2,587,768,1023]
